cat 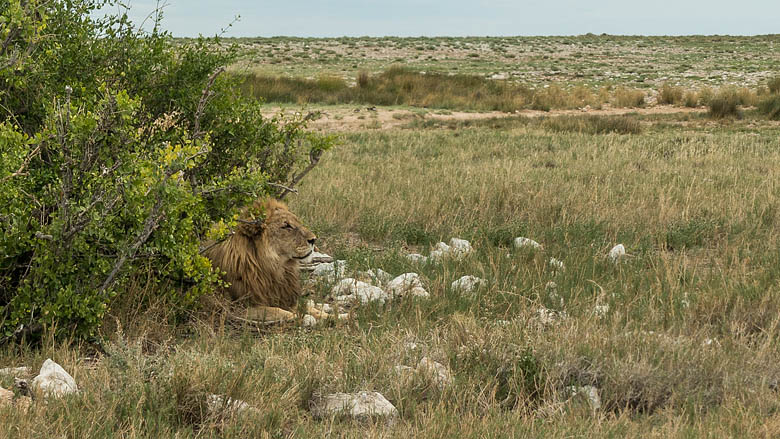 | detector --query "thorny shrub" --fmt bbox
[0,0,334,340]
